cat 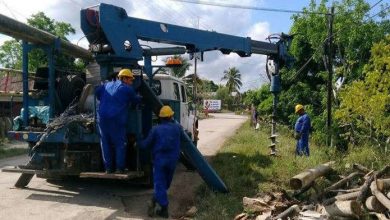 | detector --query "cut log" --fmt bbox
[365,196,387,212]
[368,212,388,220]
[323,191,360,205]
[356,164,389,204]
[370,180,390,210]
[352,163,371,174]
[321,172,362,198]
[273,204,300,220]
[292,181,314,197]
[243,197,272,213]
[387,192,390,199]
[325,172,362,191]
[290,161,335,190]
[324,200,362,218]
[357,173,375,203]
[329,186,362,193]
[376,178,390,191]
